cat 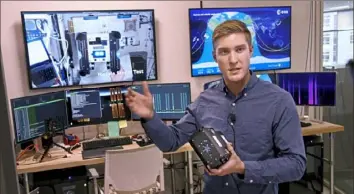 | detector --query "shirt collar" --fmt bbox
[218,70,258,95]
